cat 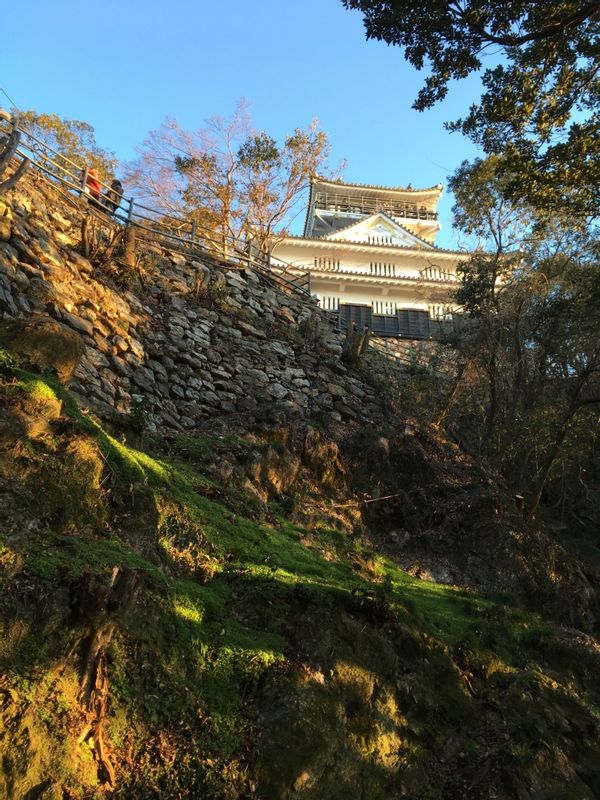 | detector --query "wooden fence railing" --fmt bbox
[1,114,312,299]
